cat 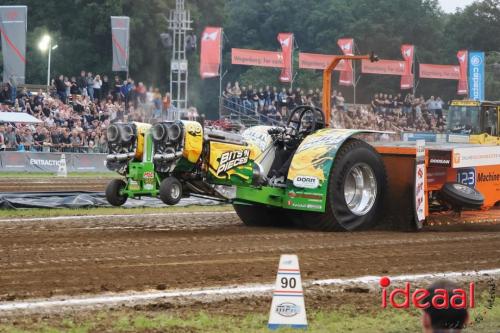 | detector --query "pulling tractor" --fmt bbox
[105,54,500,231]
